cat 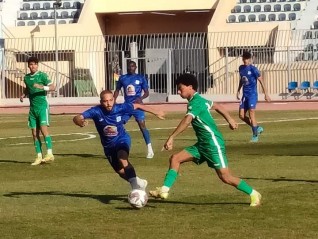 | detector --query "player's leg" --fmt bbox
[116,149,148,190]
[39,107,54,162]
[29,110,43,165]
[134,110,154,159]
[215,168,262,207]
[248,96,263,142]
[149,149,195,199]
[239,97,252,126]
